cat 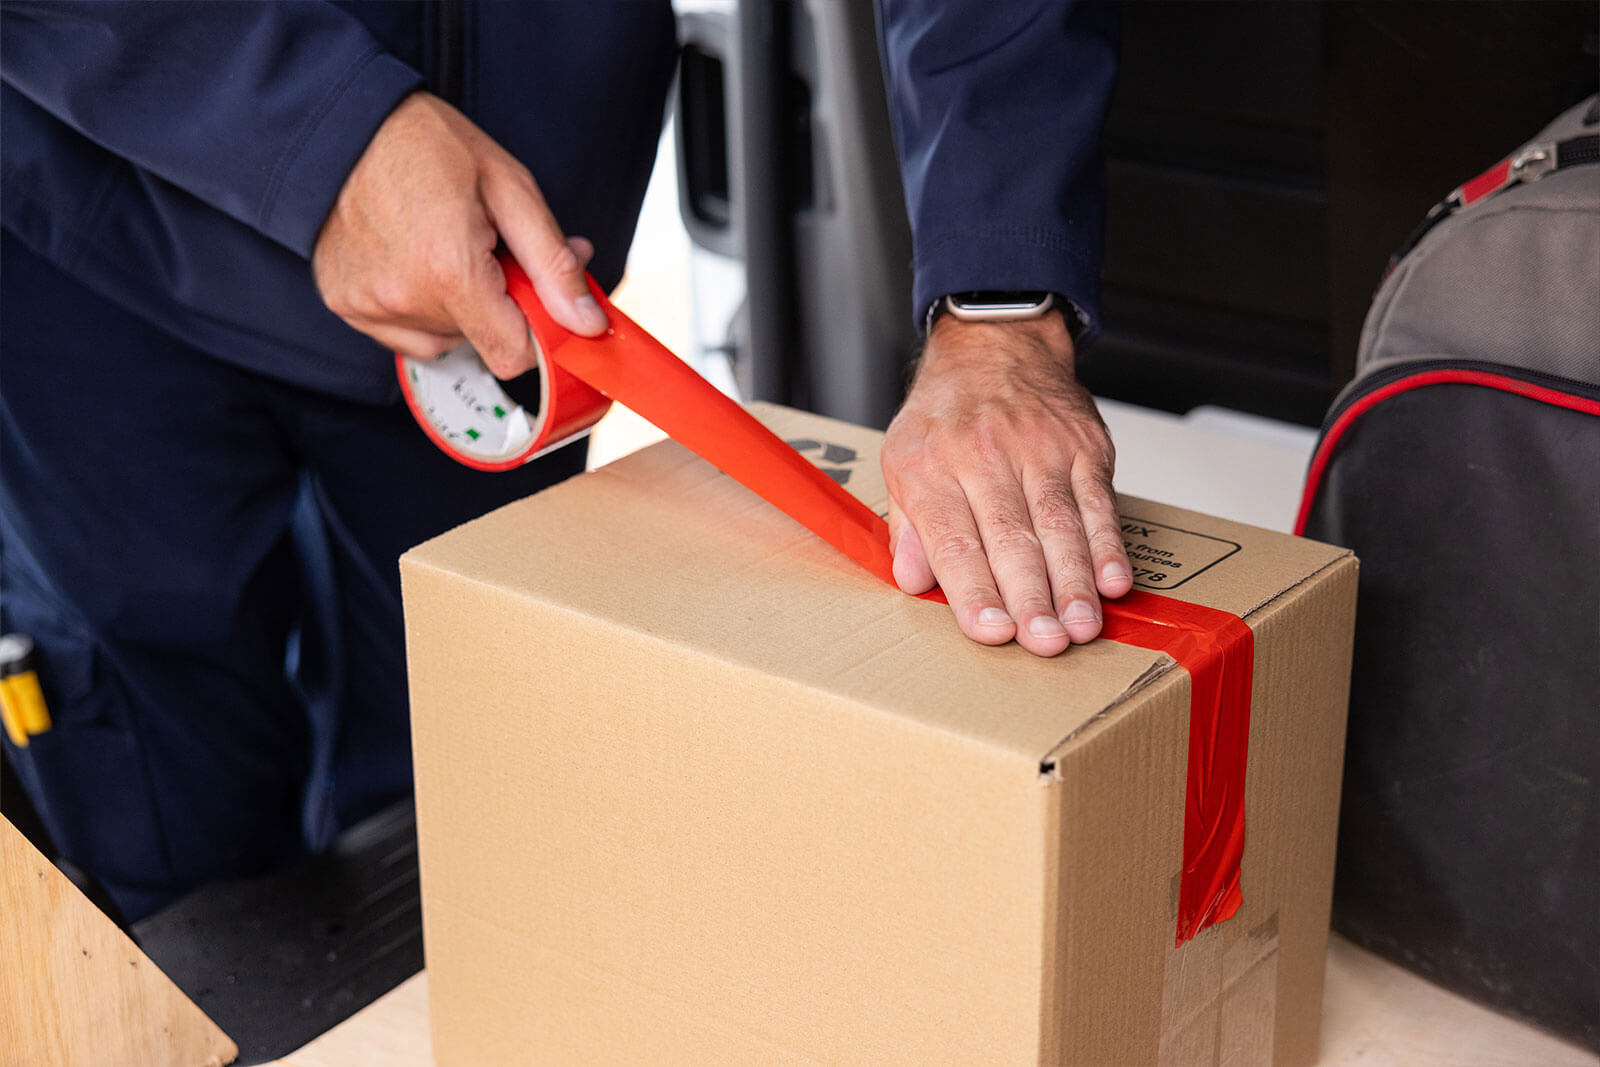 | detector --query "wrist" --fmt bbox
[921,311,1078,379]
